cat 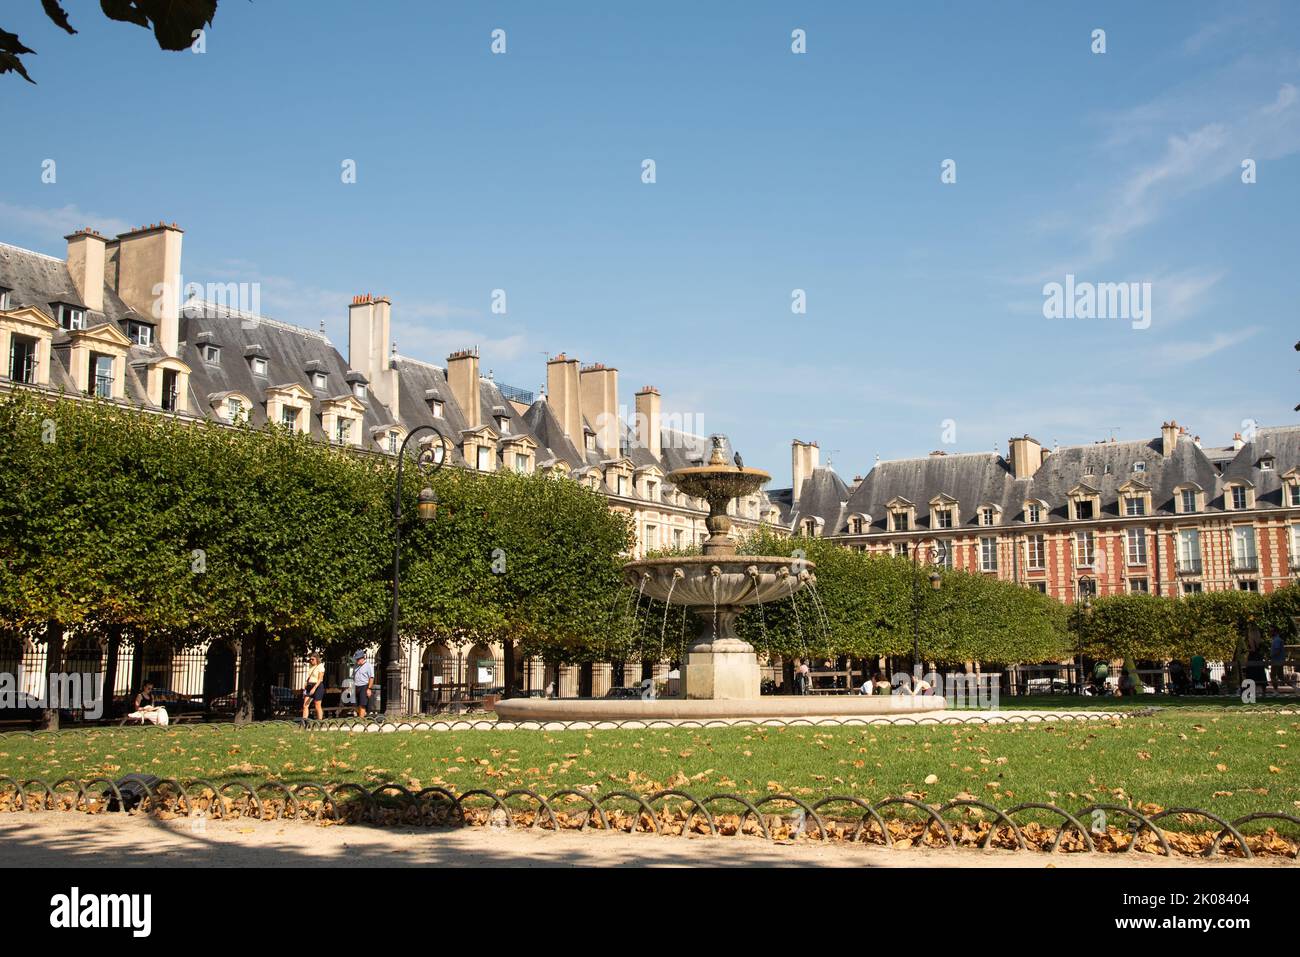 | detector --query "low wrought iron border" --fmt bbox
[1,775,1295,860]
